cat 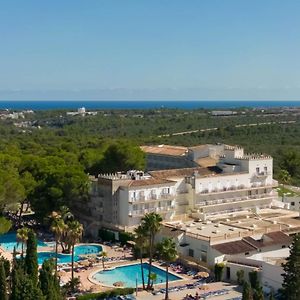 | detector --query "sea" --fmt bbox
[0,100,300,110]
